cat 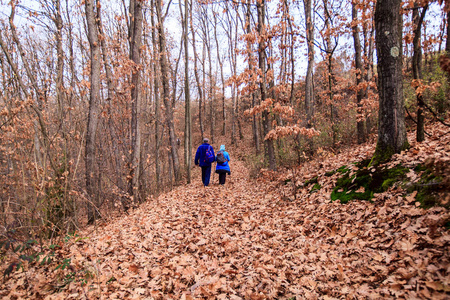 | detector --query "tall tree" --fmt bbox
[244,0,260,154]
[362,0,376,136]
[447,8,450,53]
[84,0,102,223]
[151,0,162,192]
[224,2,238,145]
[352,1,366,144]
[156,0,181,183]
[127,0,144,203]
[98,0,126,206]
[372,0,408,165]
[302,0,315,155]
[6,2,51,172]
[182,0,192,183]
[200,6,215,144]
[213,9,226,136]
[54,0,65,127]
[412,2,428,142]
[190,3,205,140]
[321,0,340,147]
[257,0,276,170]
